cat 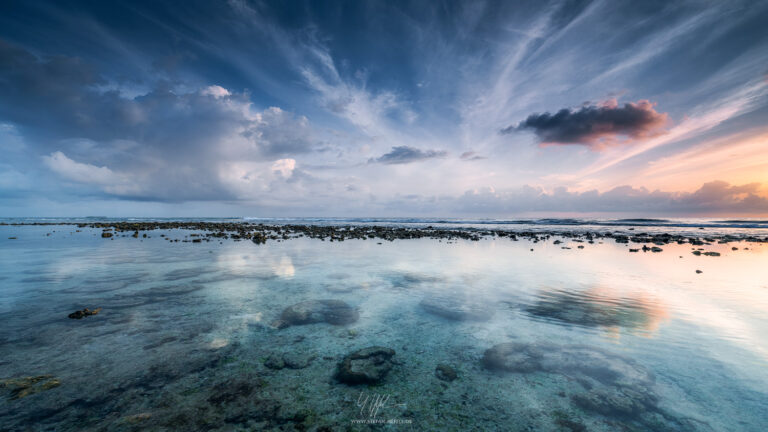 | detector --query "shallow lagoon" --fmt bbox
[1,225,767,431]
